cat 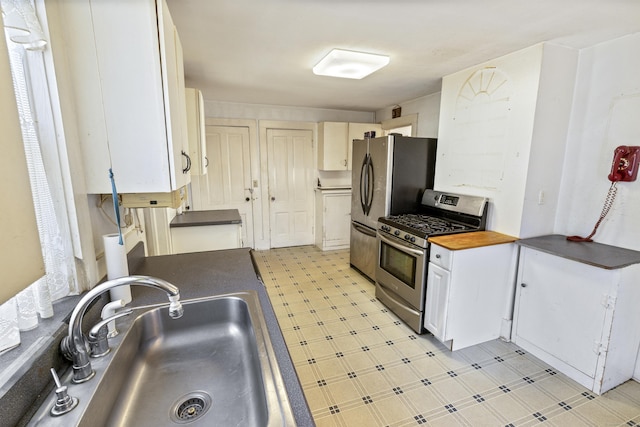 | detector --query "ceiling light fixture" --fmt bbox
[313,49,390,79]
